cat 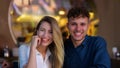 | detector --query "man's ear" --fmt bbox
[88,19,91,25]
